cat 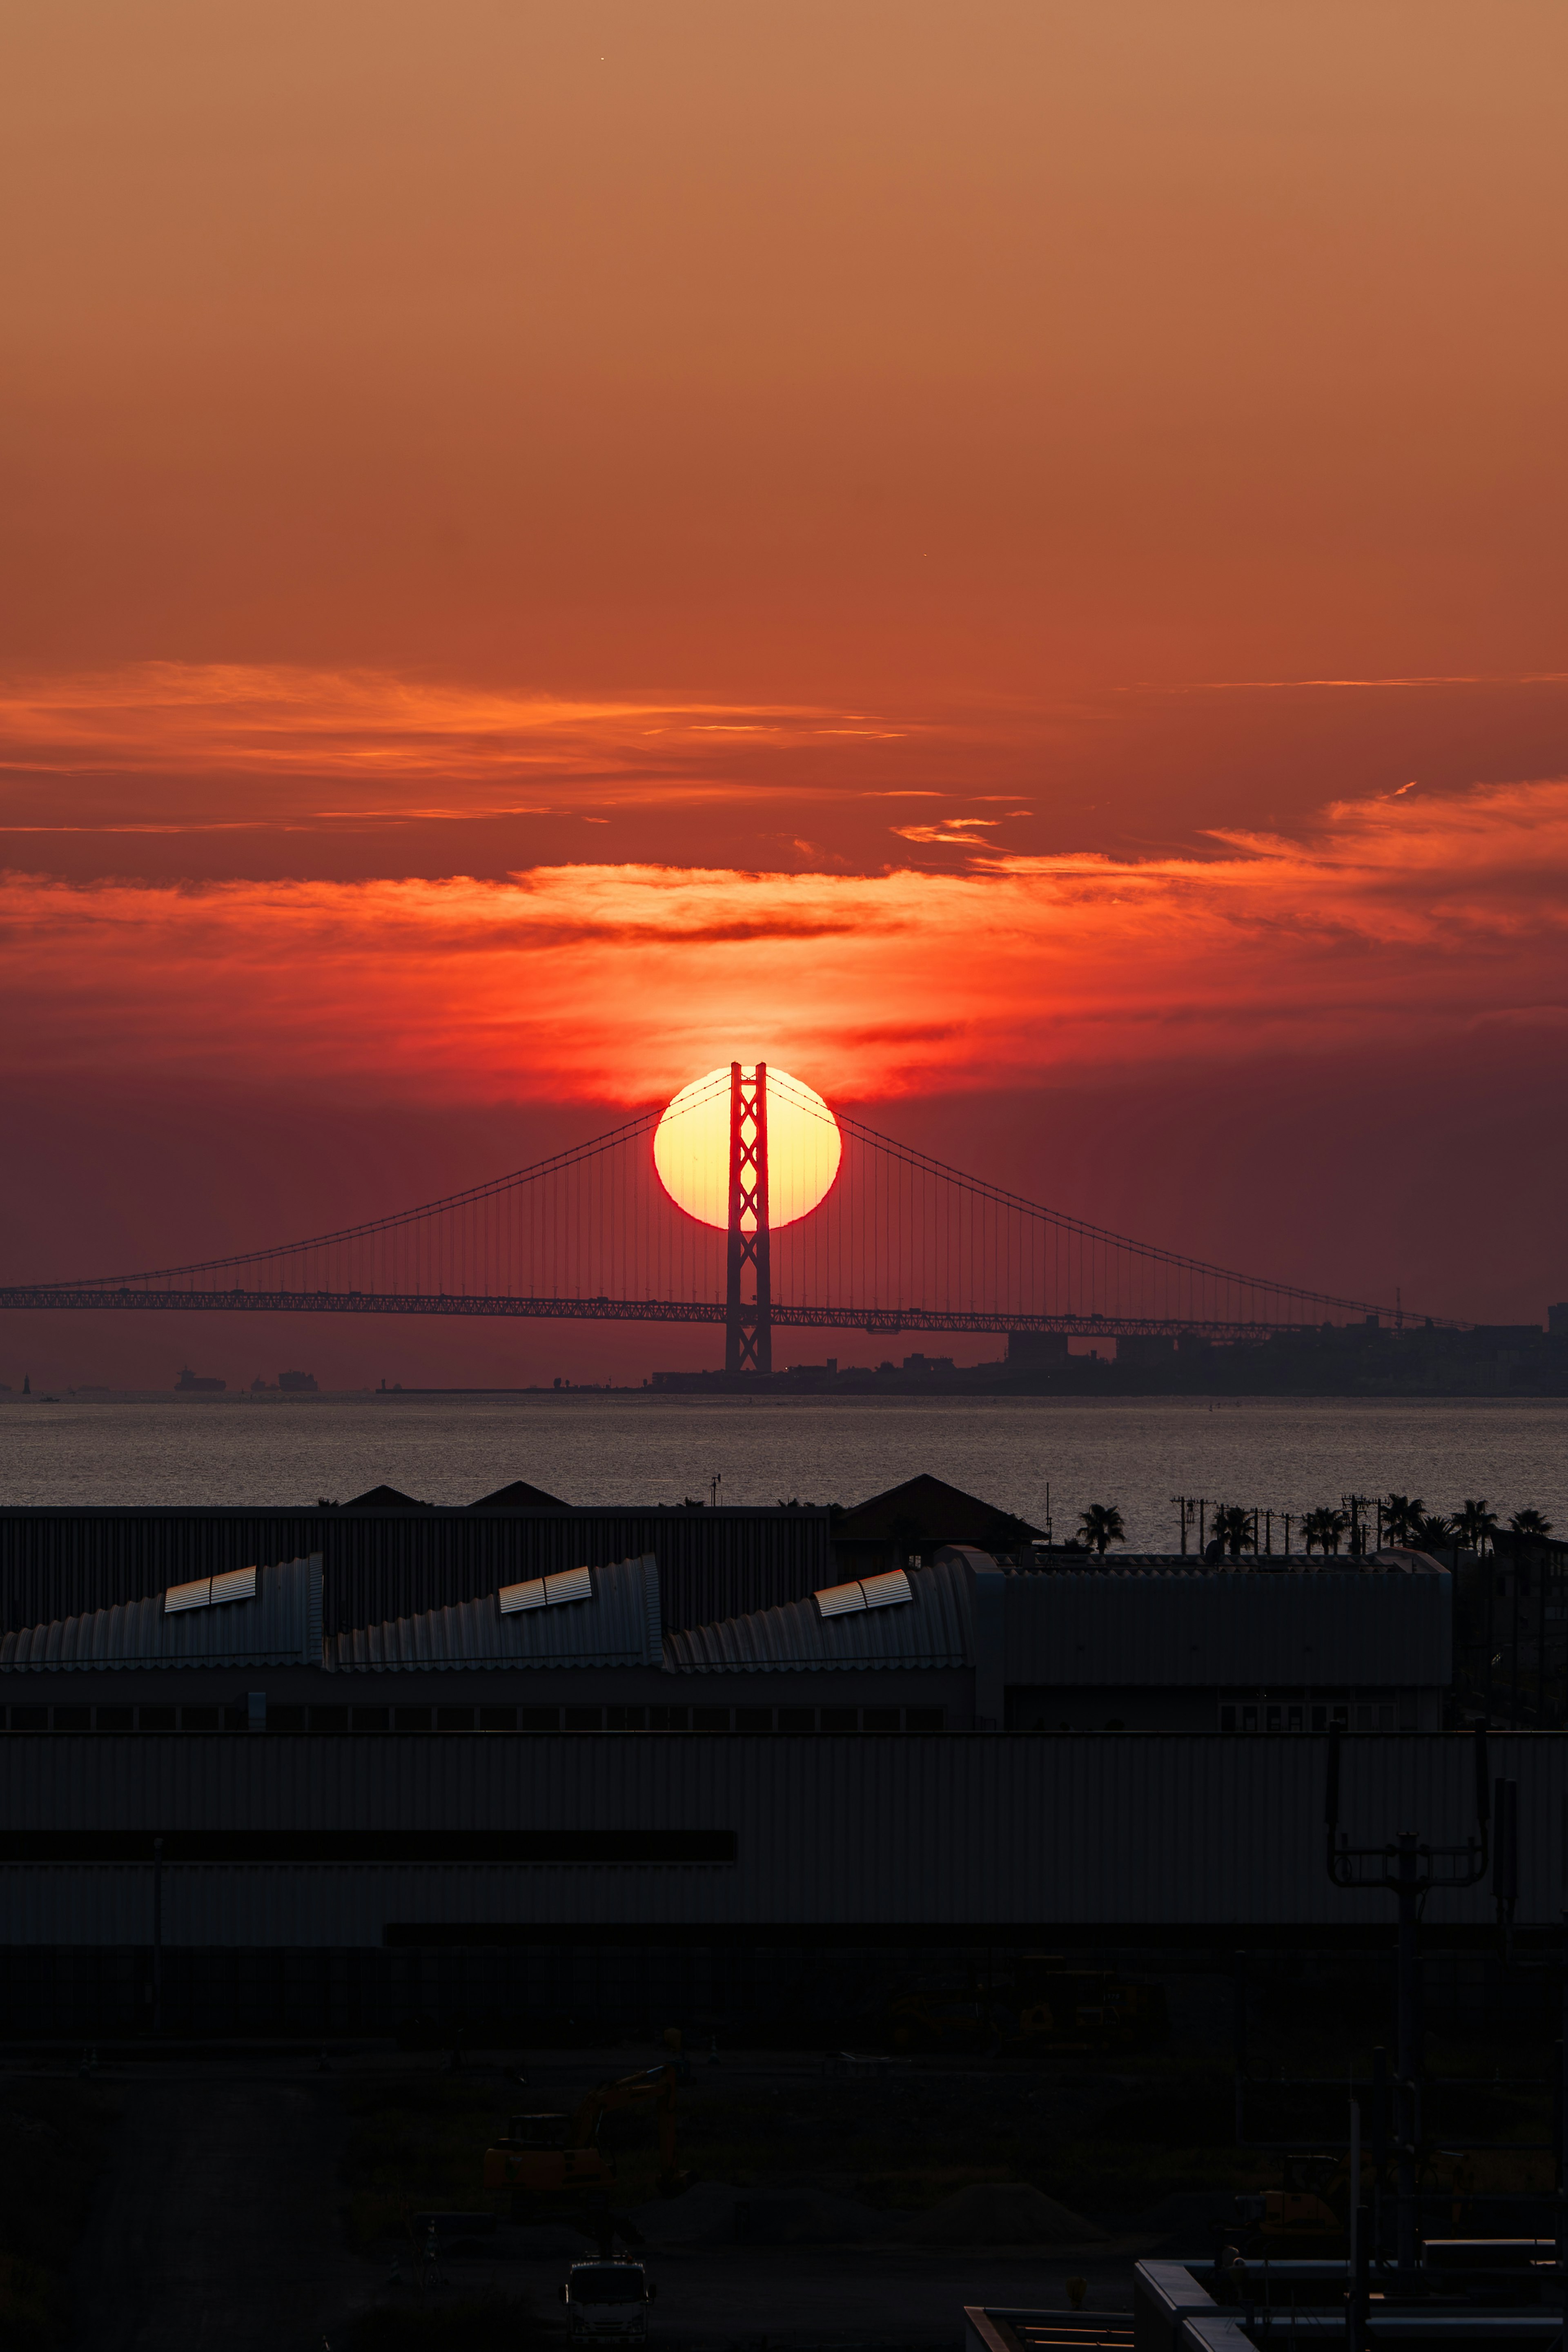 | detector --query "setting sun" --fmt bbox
[653,1066,842,1232]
